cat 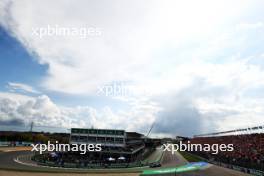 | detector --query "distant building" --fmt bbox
[70,128,126,147]
[70,128,146,162]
